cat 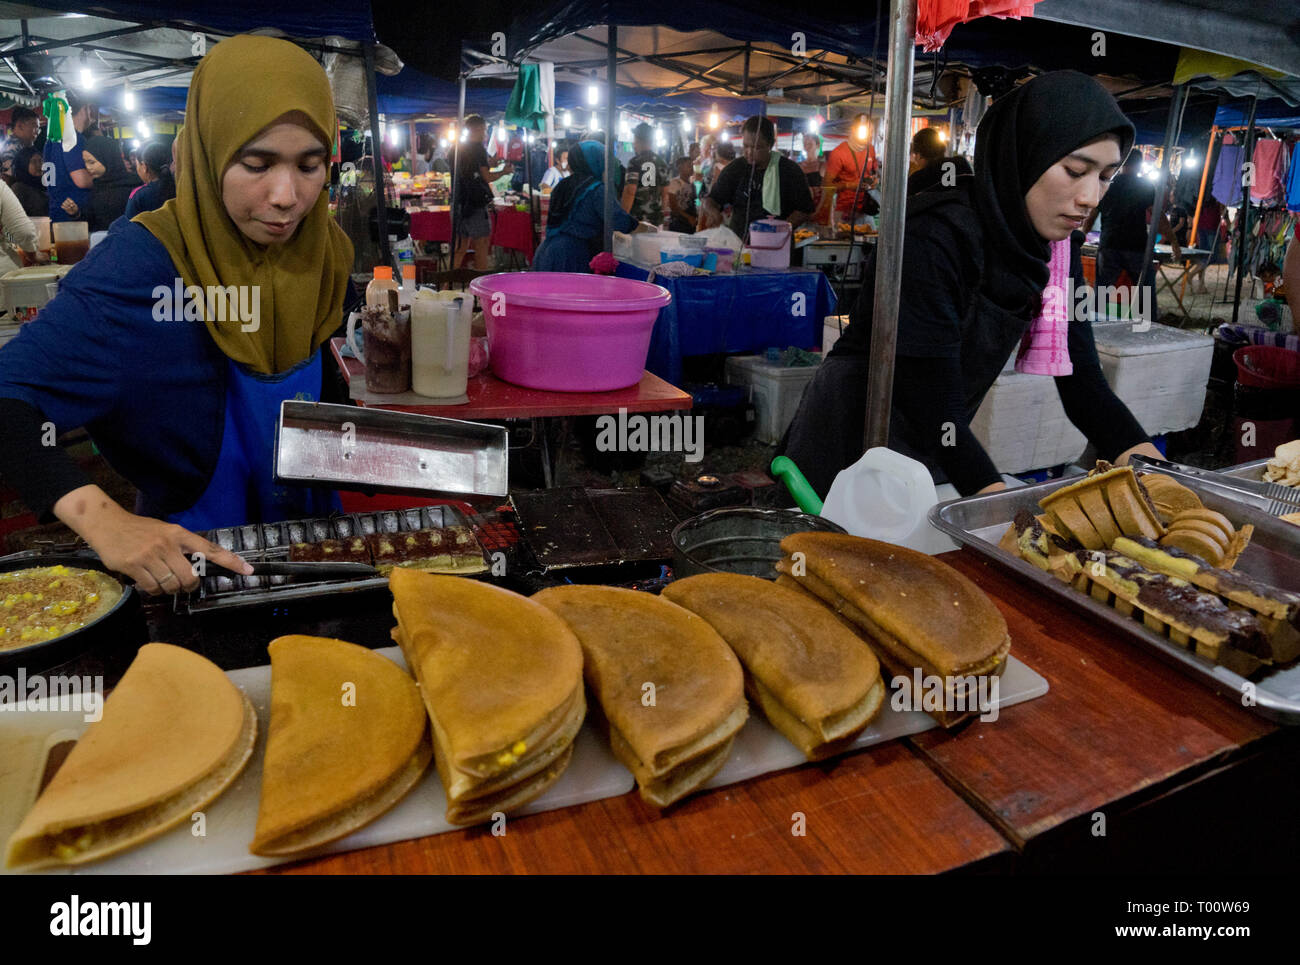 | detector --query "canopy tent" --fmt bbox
[1216,98,1300,129]
[0,2,378,107]
[376,67,764,121]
